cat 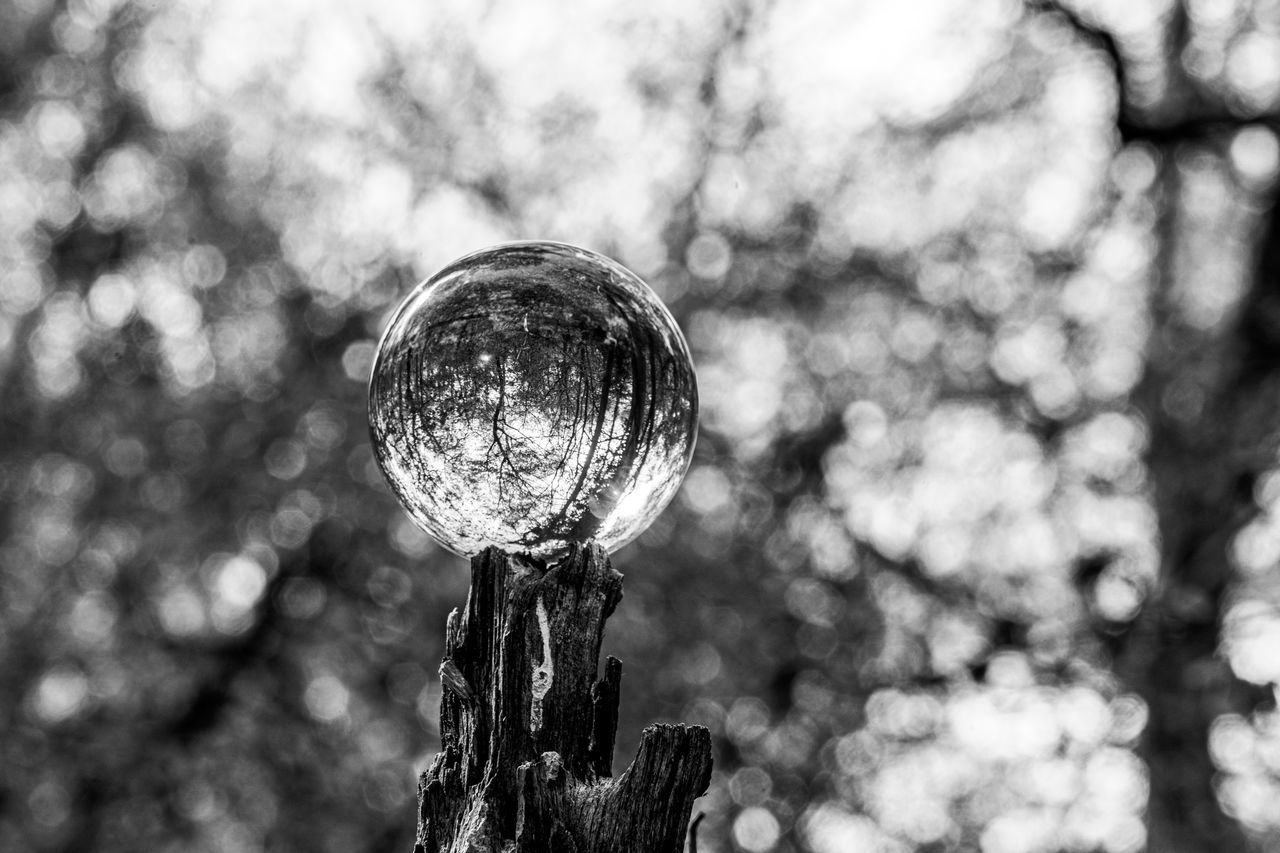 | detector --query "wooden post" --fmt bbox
[413,542,713,853]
